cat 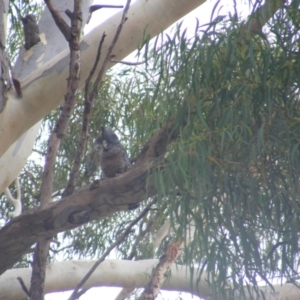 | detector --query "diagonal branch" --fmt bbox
[0,118,181,276]
[44,0,71,40]
[69,198,156,300]
[61,32,106,197]
[115,201,166,300]
[91,0,131,99]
